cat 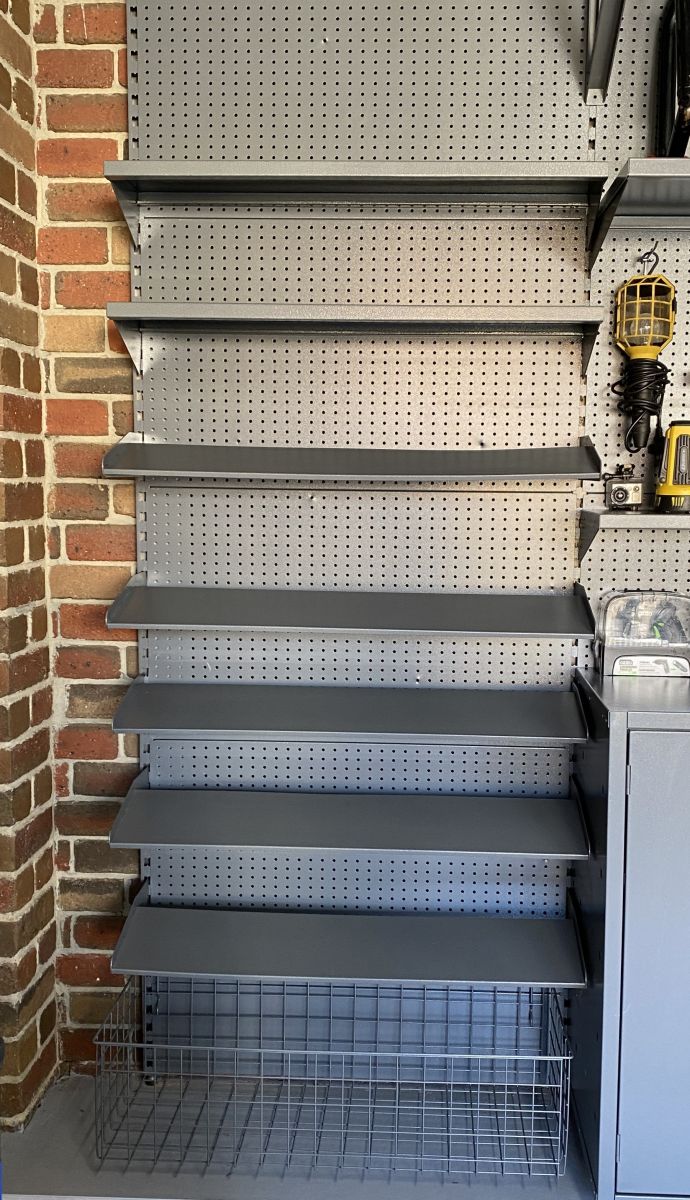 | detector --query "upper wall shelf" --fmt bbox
[107,577,596,638]
[104,159,612,238]
[579,508,690,560]
[590,159,690,263]
[103,433,601,483]
[113,680,588,746]
[107,302,605,372]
